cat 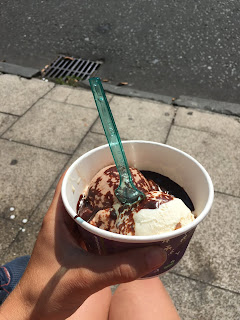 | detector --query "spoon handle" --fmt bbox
[89,77,144,203]
[89,77,131,178]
